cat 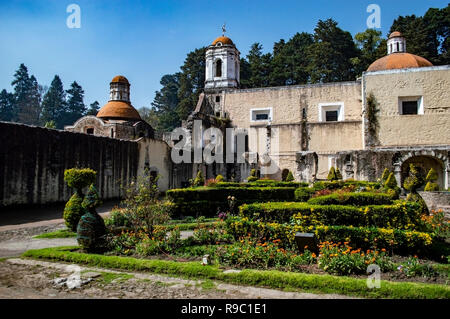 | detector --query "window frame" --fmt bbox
[318,102,344,122]
[398,96,423,115]
[250,107,273,123]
